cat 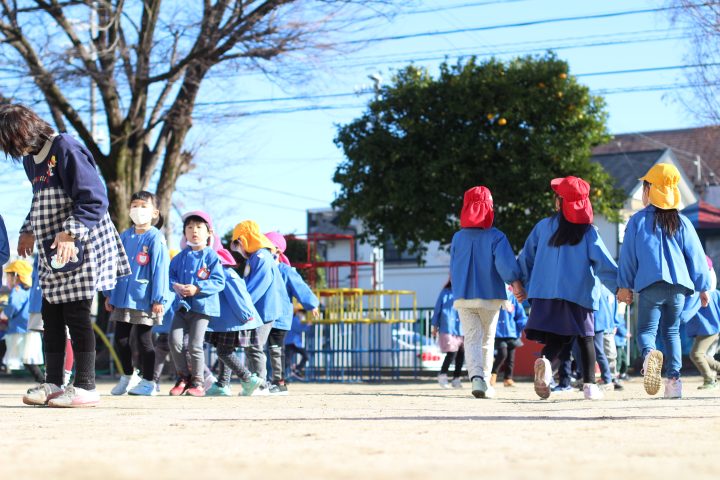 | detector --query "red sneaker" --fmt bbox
[169,377,189,396]
[185,384,205,397]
